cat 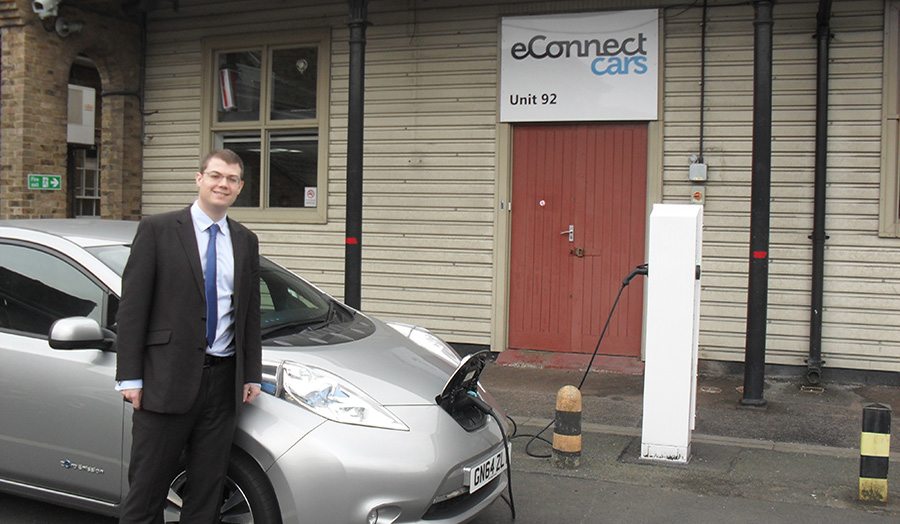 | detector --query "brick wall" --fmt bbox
[0,0,143,219]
